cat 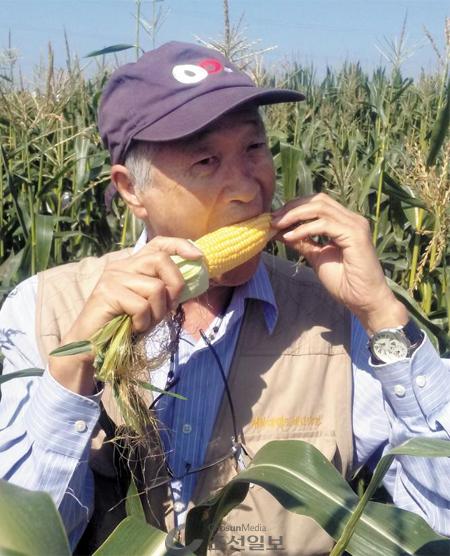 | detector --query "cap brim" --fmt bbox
[132,86,304,143]
[105,86,304,206]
